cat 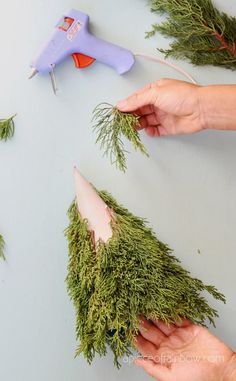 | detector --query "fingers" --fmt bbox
[117,86,158,112]
[139,113,159,128]
[139,318,166,347]
[145,126,161,137]
[140,122,167,136]
[135,358,171,381]
[152,319,192,335]
[116,79,174,112]
[138,113,162,136]
[152,321,177,336]
[175,319,192,328]
[135,334,159,359]
[135,105,155,117]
